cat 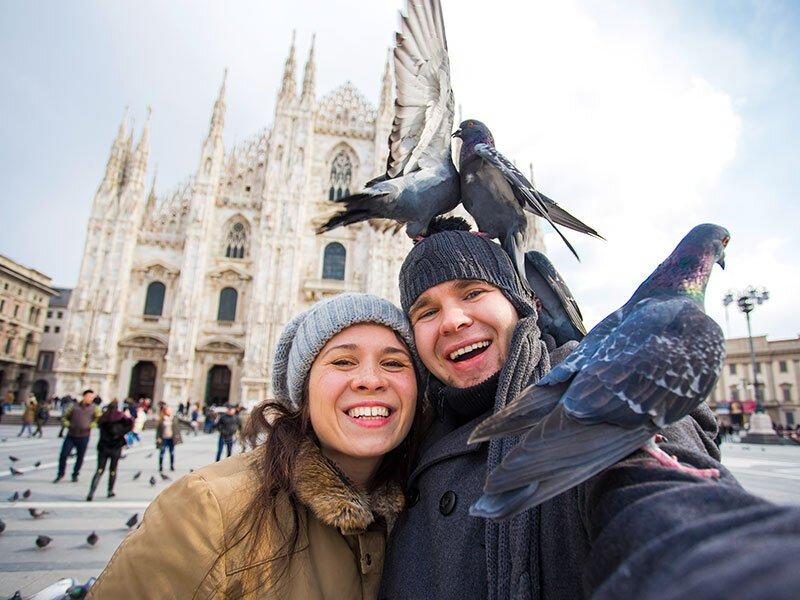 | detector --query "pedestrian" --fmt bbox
[213,405,240,461]
[129,402,146,445]
[33,398,50,438]
[54,389,100,483]
[189,403,200,436]
[86,400,133,501]
[56,396,72,437]
[88,292,423,598]
[18,394,38,437]
[156,405,182,473]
